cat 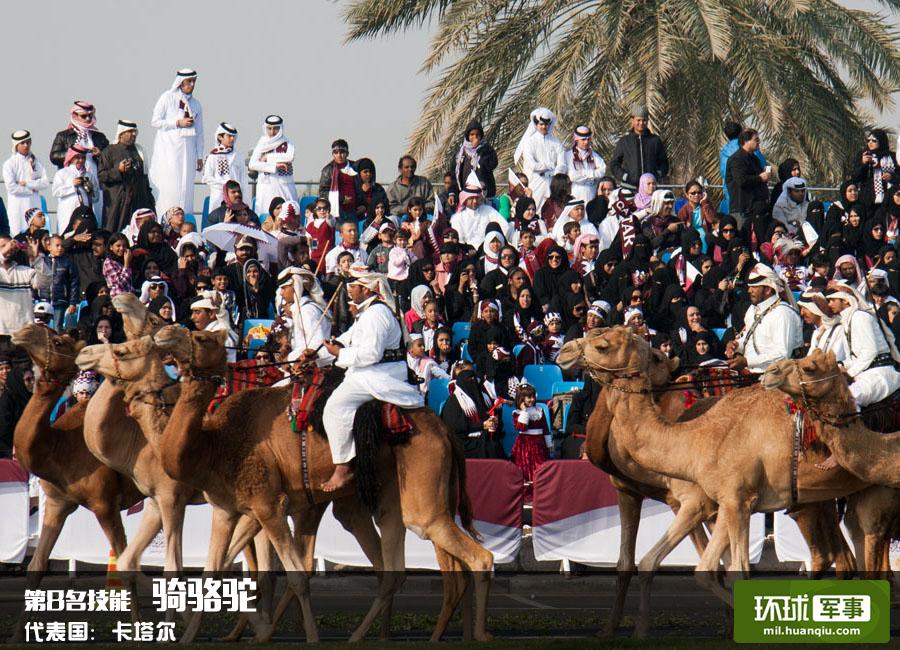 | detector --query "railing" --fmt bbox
[0,179,841,216]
